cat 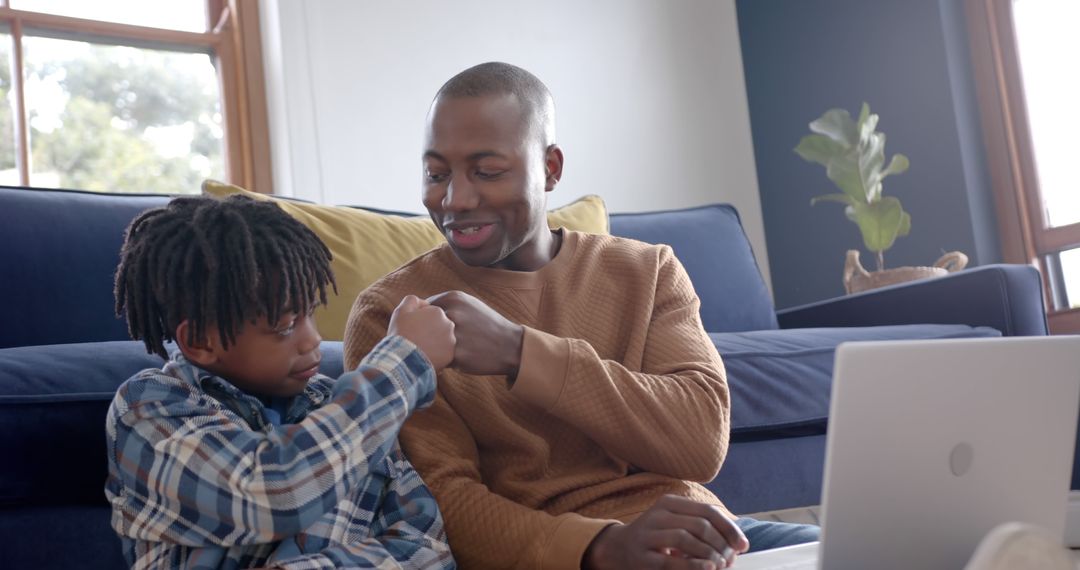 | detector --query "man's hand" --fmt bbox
[583,495,749,570]
[426,290,525,377]
[388,294,456,371]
